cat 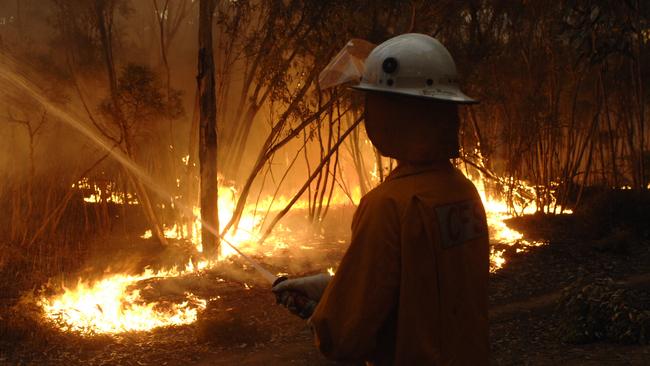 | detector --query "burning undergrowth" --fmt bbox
[0,165,569,342]
[39,270,208,334]
[31,203,353,337]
